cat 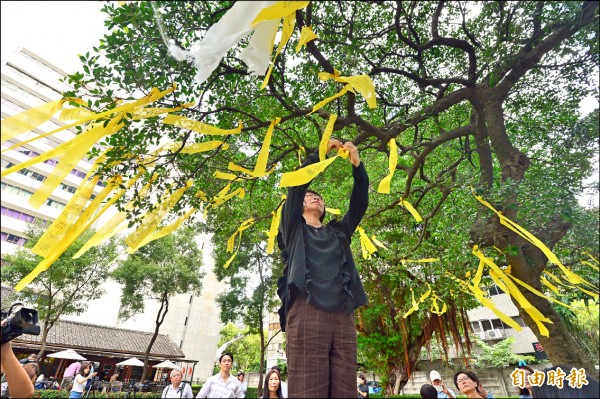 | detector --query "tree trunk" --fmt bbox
[141,291,169,382]
[258,305,265,398]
